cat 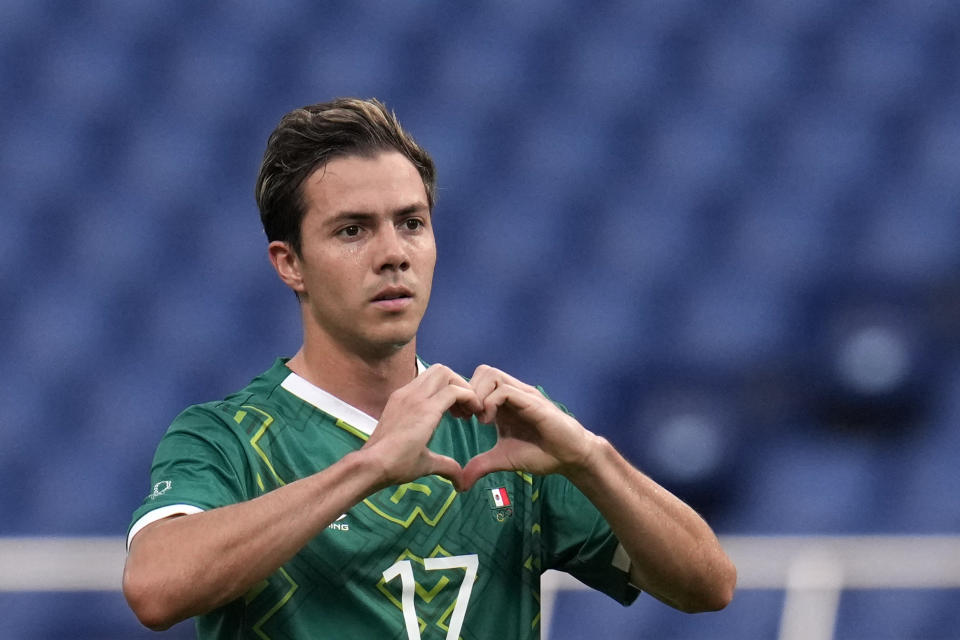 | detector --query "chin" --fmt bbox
[350,315,423,357]
[386,333,417,351]
[359,332,417,358]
